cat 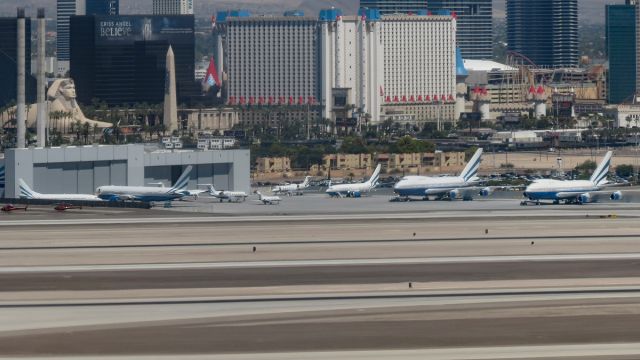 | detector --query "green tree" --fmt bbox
[575,160,597,179]
[339,136,369,154]
[616,164,635,178]
[392,136,435,153]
